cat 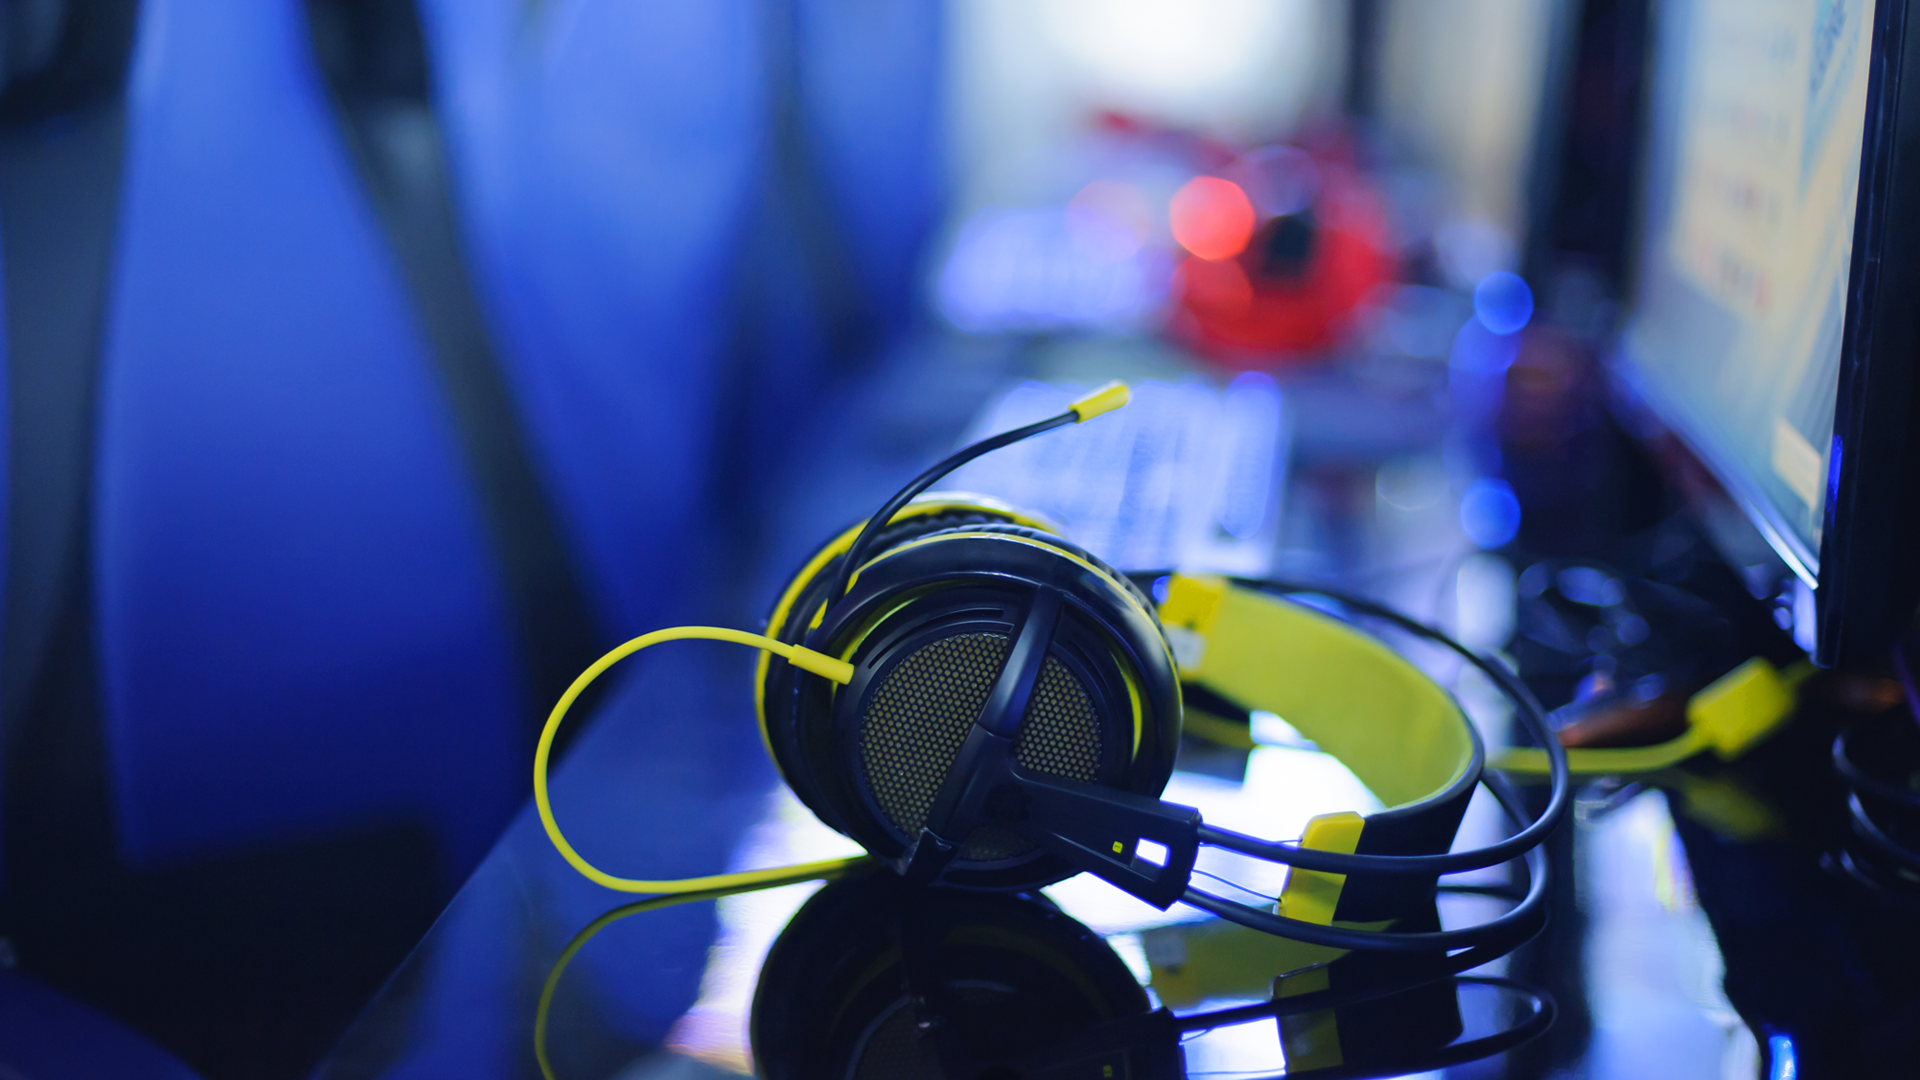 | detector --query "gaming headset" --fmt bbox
[533,383,1571,953]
